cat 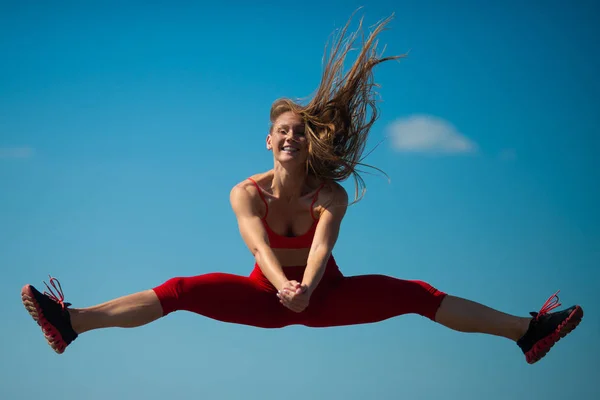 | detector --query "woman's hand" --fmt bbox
[279,280,301,294]
[277,284,311,313]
